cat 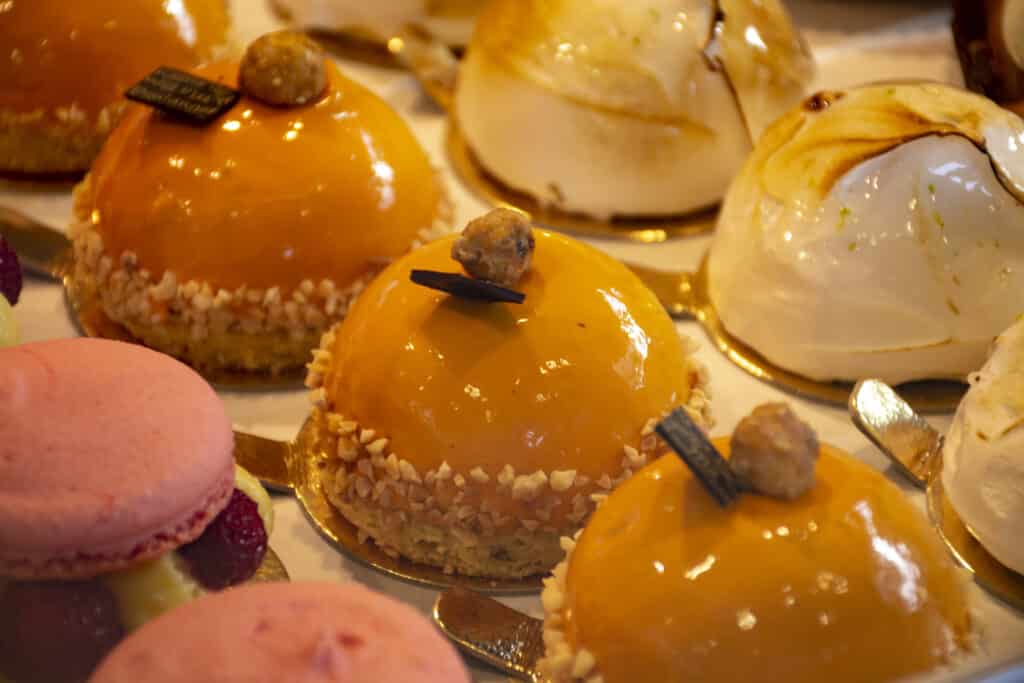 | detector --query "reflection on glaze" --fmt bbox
[598,288,650,390]
[163,0,198,45]
[87,61,442,292]
[324,231,695,483]
[0,0,228,115]
[562,440,972,683]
